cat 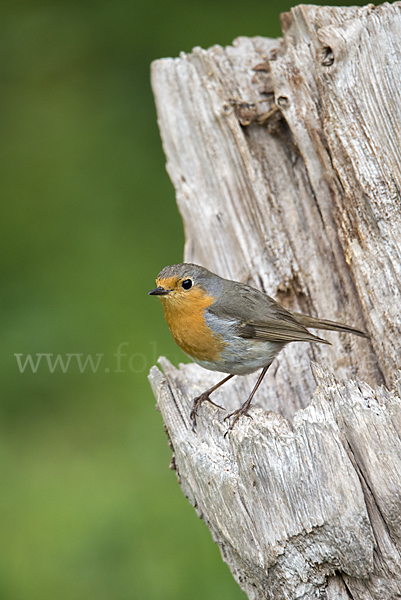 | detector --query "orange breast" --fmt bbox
[160,289,225,362]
